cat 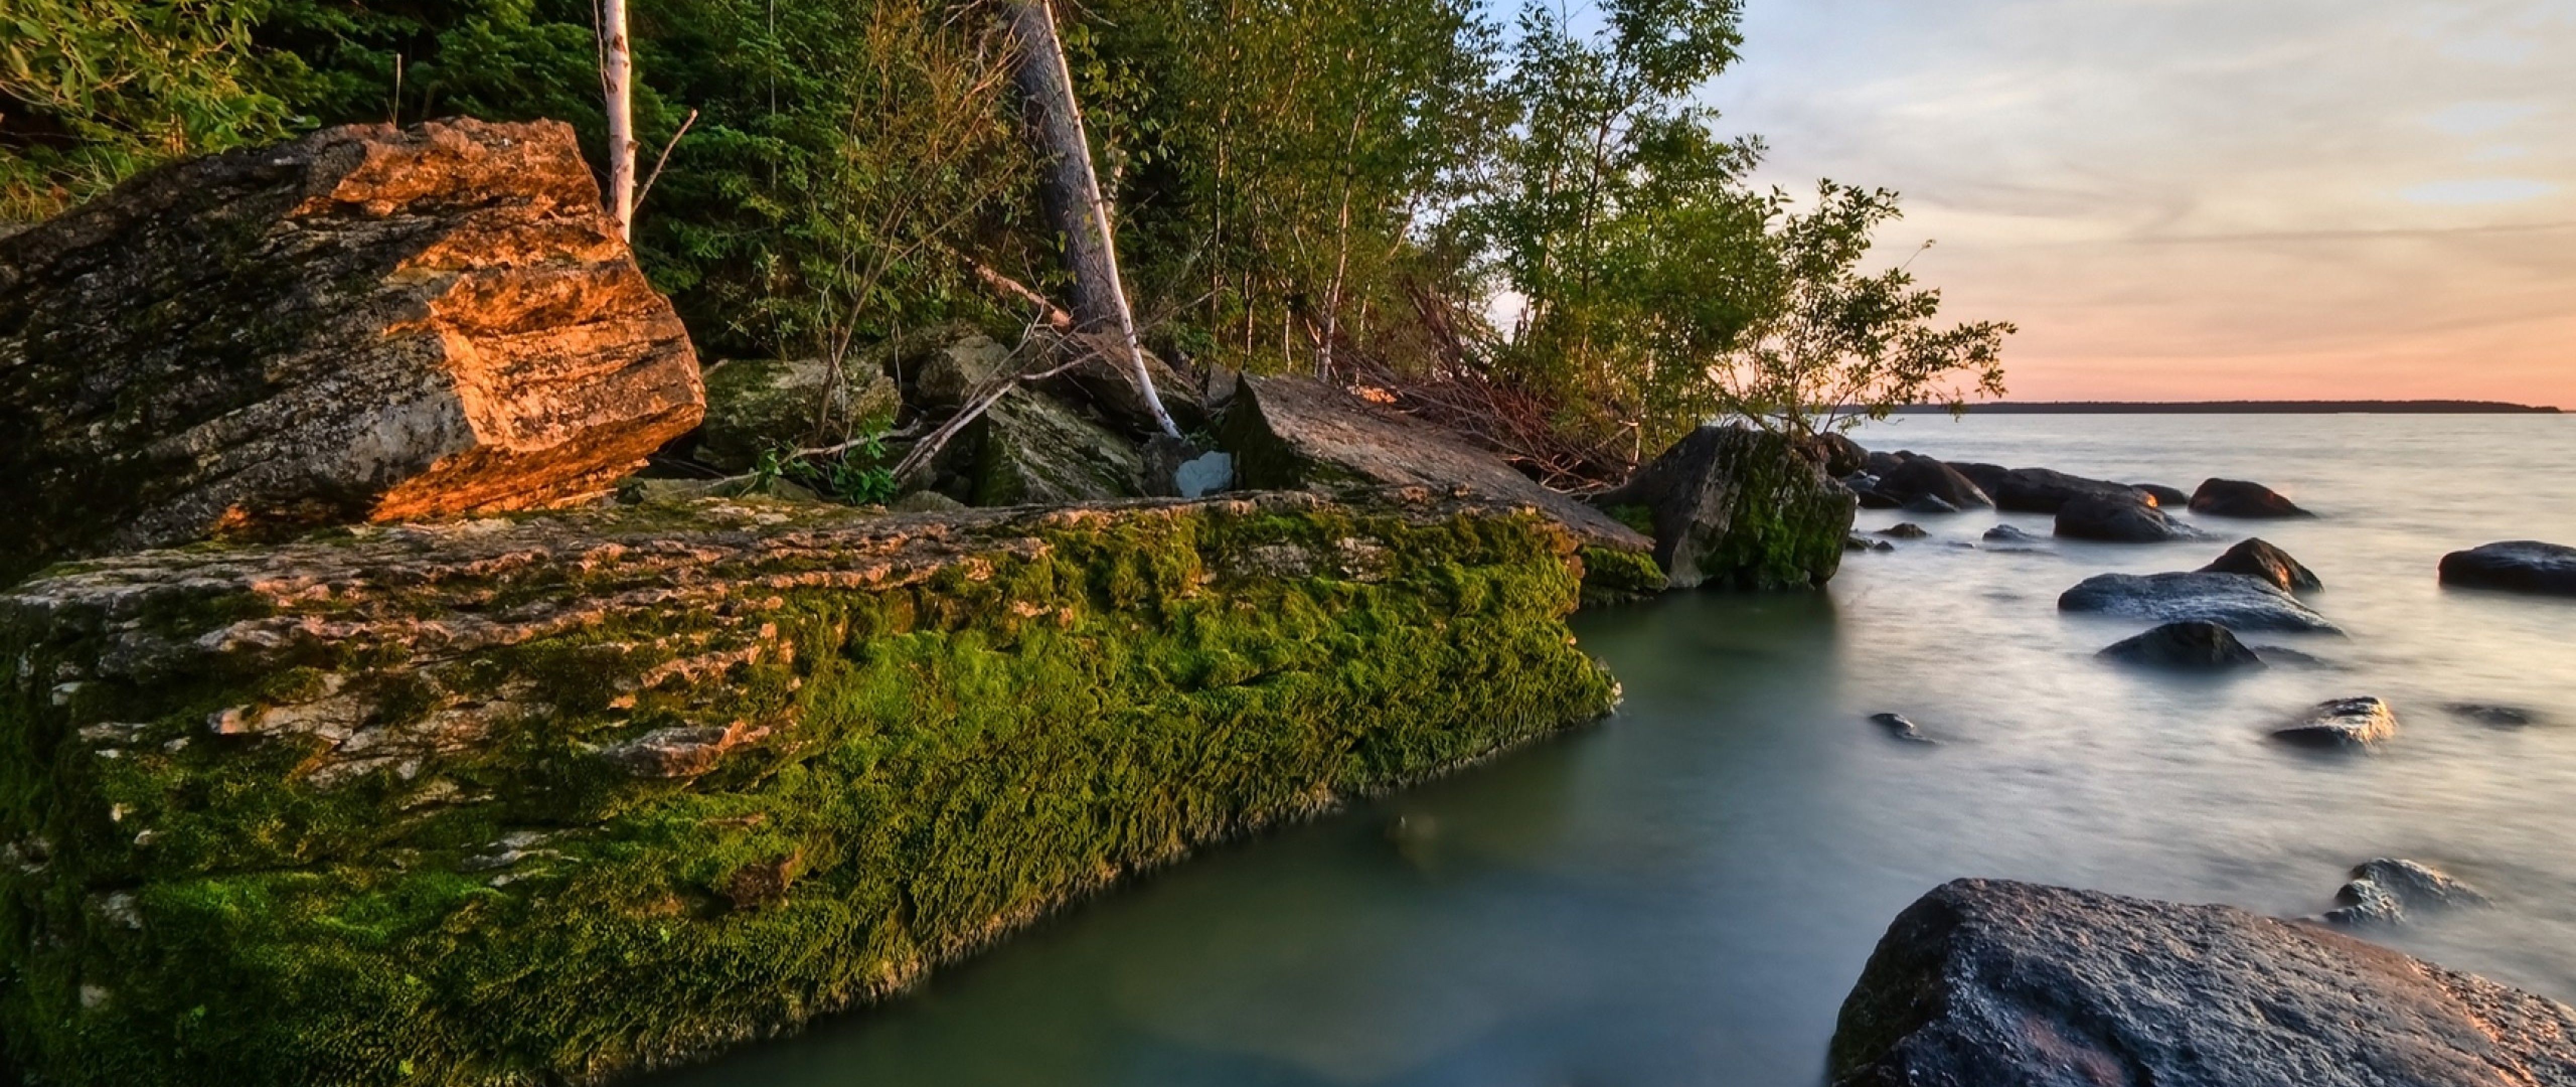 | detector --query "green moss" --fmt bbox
[0,499,1613,1085]
[1577,545,1668,606]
